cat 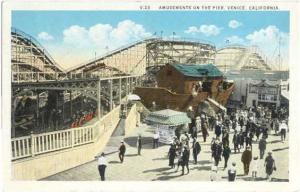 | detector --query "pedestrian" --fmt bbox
[232,119,237,131]
[215,121,222,138]
[201,121,209,142]
[255,126,261,141]
[265,152,276,181]
[118,141,126,163]
[222,144,231,169]
[274,119,280,135]
[280,120,287,142]
[245,133,253,150]
[153,131,159,148]
[168,144,176,168]
[222,129,229,147]
[232,131,240,153]
[241,146,252,175]
[137,135,142,155]
[251,156,259,180]
[184,131,190,147]
[227,162,237,182]
[96,152,107,181]
[262,127,268,139]
[182,146,190,175]
[211,140,222,166]
[192,138,201,164]
[259,137,267,159]
[239,130,245,149]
